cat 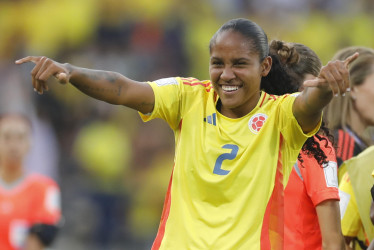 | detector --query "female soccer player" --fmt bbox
[339,146,374,250]
[16,18,356,249]
[262,40,345,250]
[323,46,374,249]
[0,114,61,250]
[324,47,374,171]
